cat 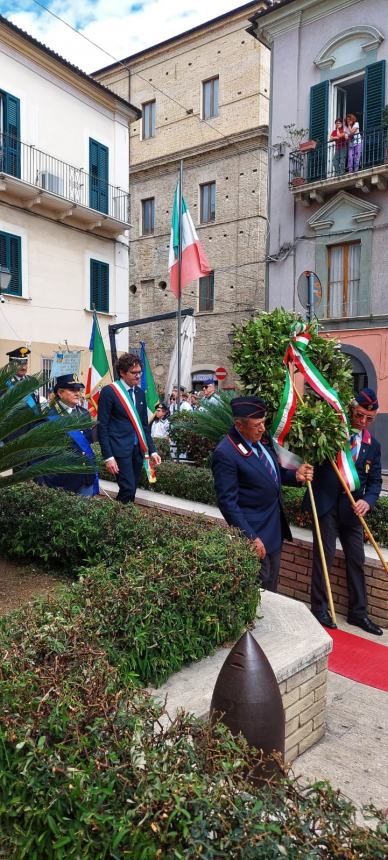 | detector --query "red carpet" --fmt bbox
[328,628,388,691]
